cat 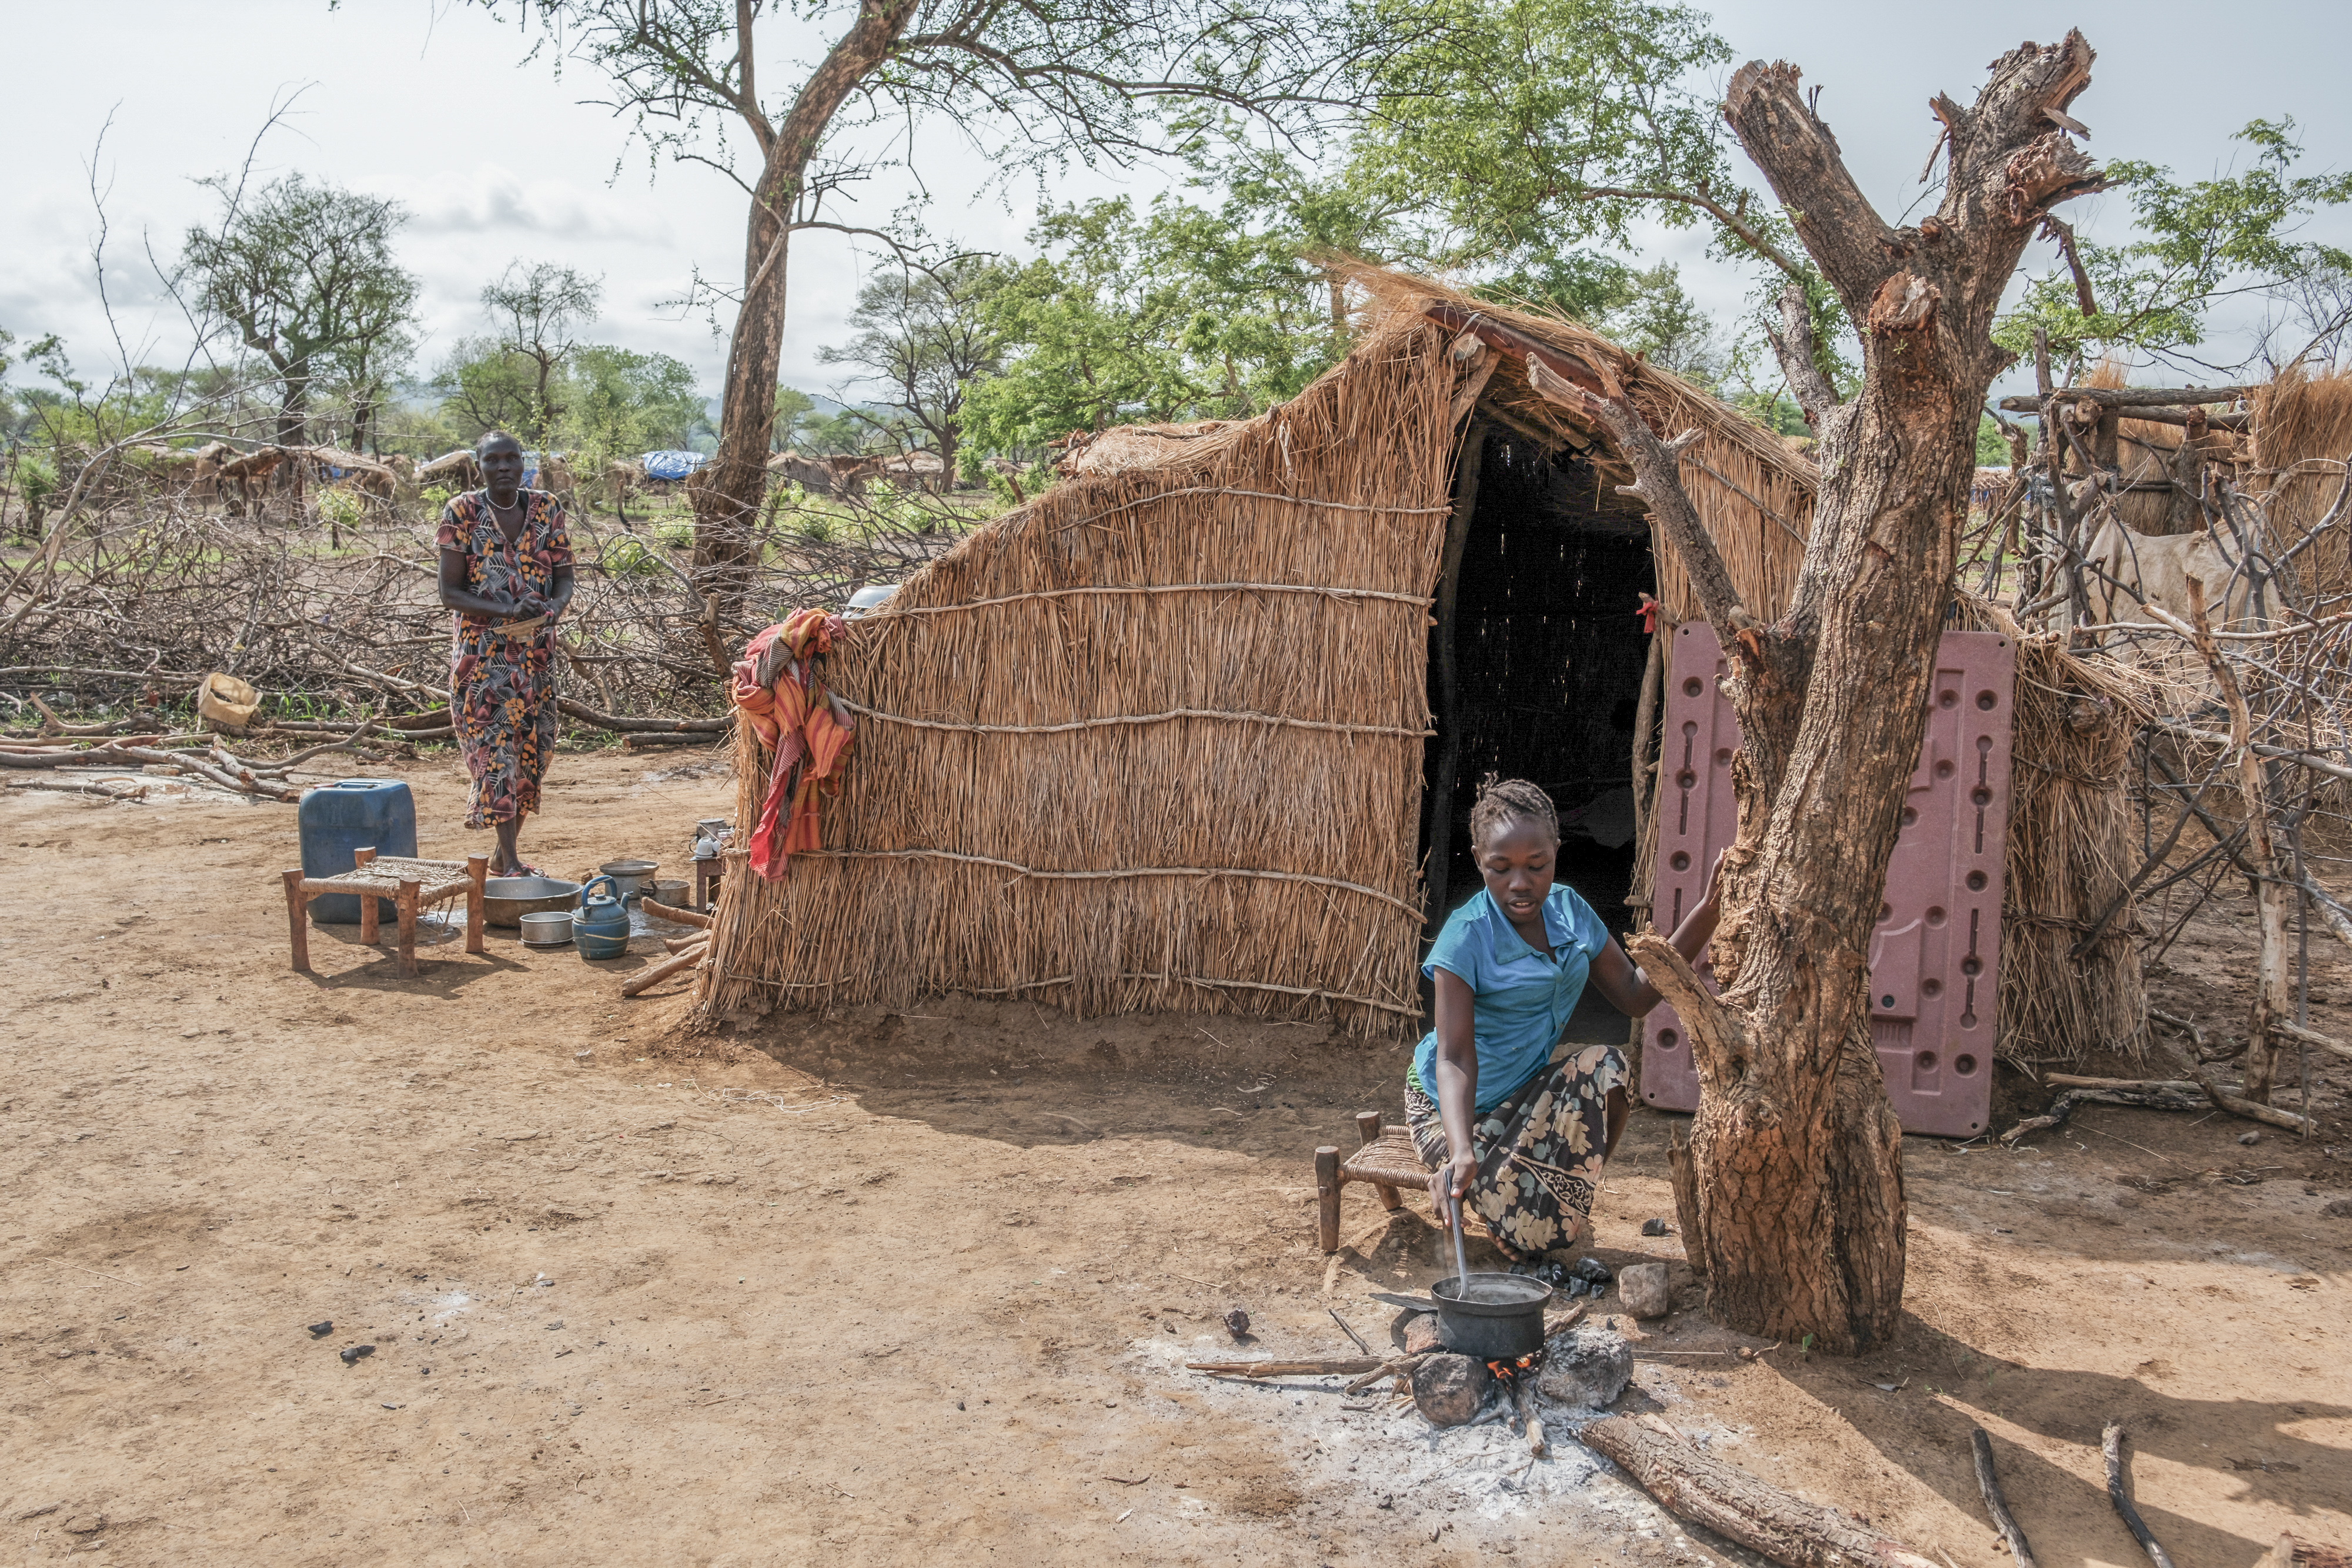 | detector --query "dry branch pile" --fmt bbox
[1,474,956,730]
